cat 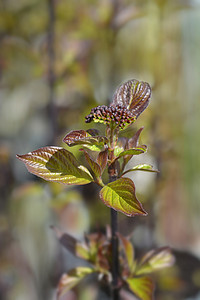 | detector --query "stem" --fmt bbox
[110,208,119,300]
[109,173,119,300]
[107,123,120,299]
